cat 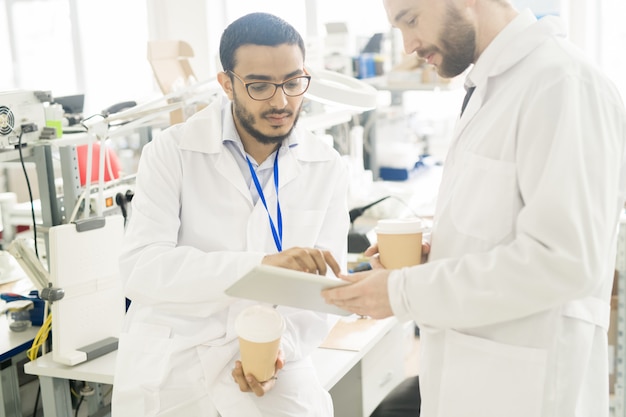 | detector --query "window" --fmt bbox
[2,1,624,113]
[1,0,75,93]
[1,0,154,116]
[600,0,626,100]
